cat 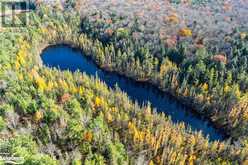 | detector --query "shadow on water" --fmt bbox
[41,44,225,141]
